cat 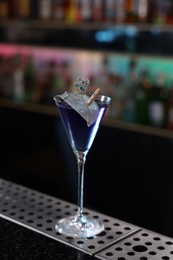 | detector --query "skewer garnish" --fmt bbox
[74,77,100,106]
[87,88,100,106]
